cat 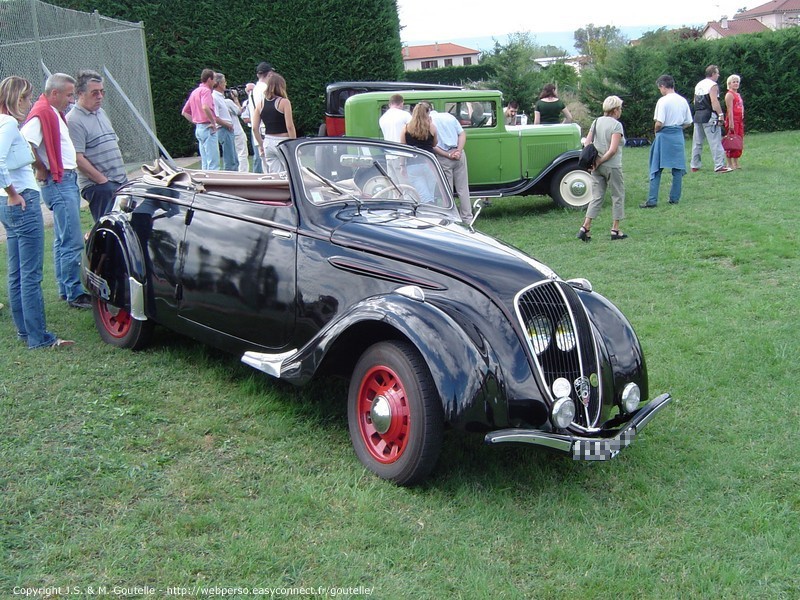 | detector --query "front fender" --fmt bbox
[280,291,511,429]
[576,288,648,405]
